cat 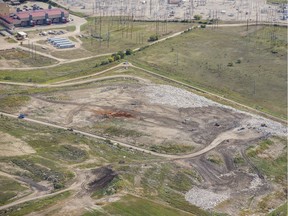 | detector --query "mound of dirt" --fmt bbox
[91,109,134,118]
[88,167,117,191]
